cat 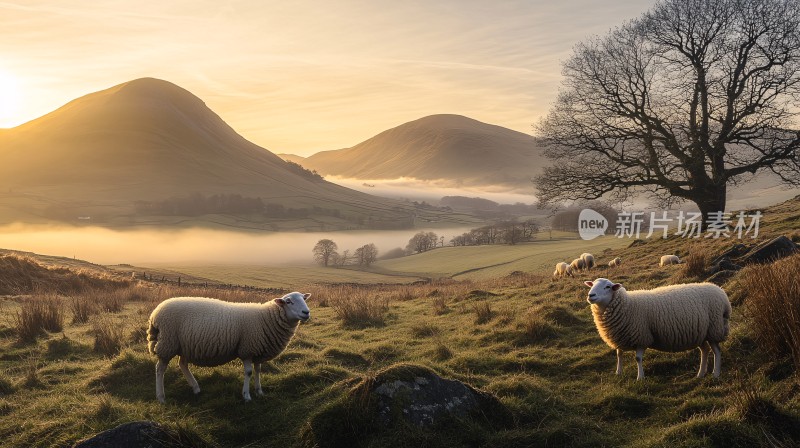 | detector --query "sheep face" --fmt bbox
[585,278,621,307]
[275,292,311,323]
